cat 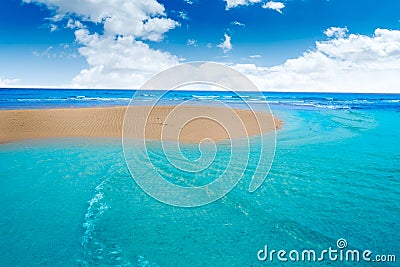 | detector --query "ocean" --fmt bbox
[1,88,399,111]
[0,89,399,266]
